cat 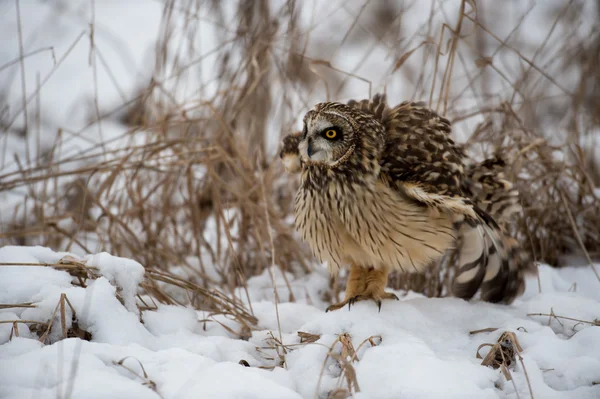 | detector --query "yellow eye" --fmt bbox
[325,129,337,139]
